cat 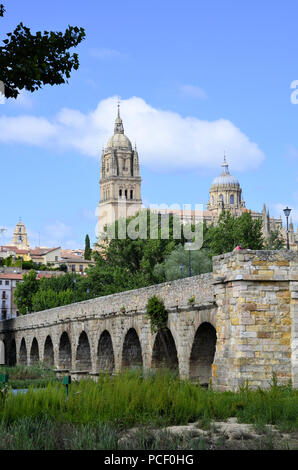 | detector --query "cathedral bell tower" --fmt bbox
[97,104,142,238]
